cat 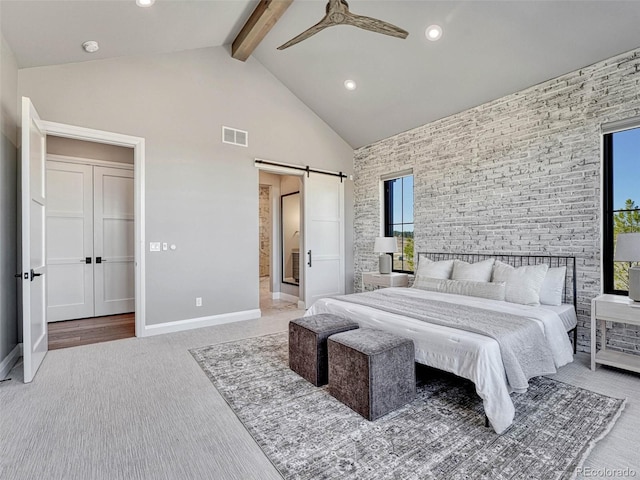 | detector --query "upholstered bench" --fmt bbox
[328,329,415,420]
[289,314,359,386]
